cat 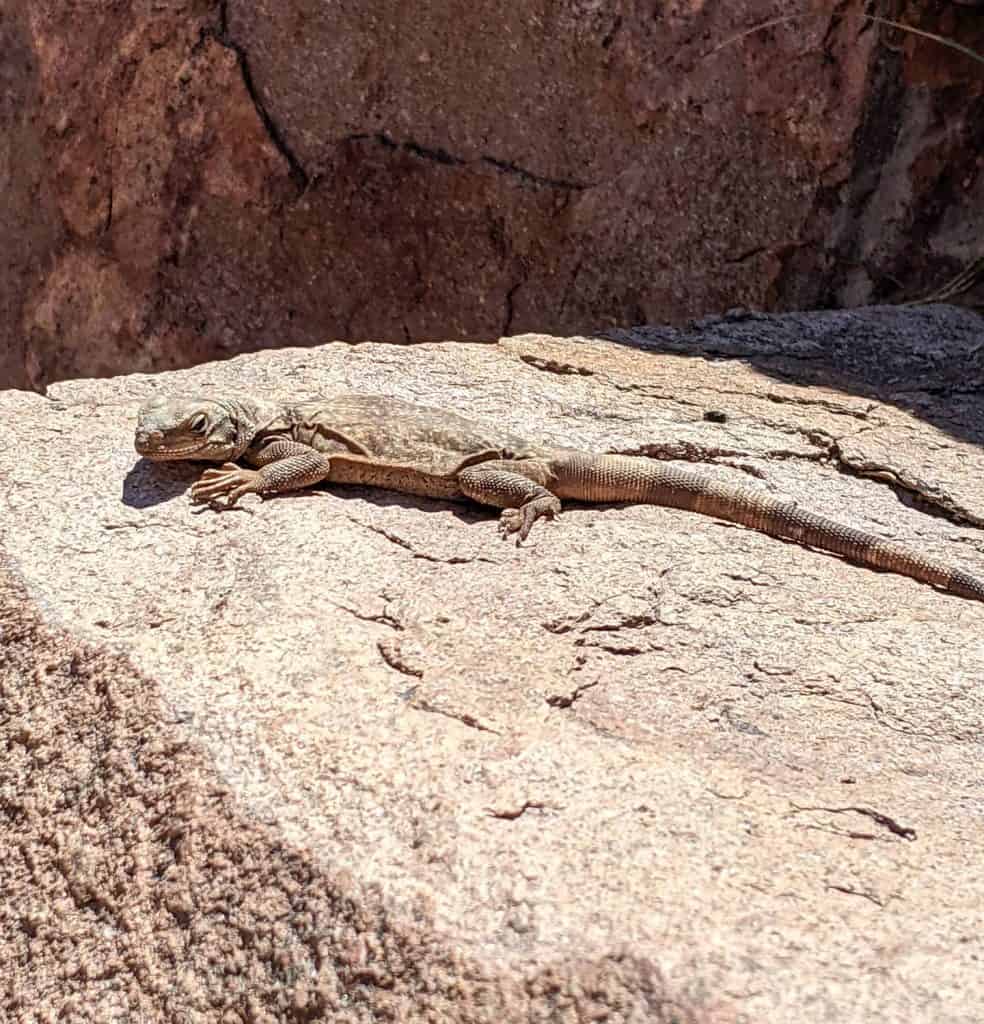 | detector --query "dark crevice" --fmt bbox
[377,641,422,678]
[518,353,594,376]
[347,517,496,565]
[411,699,500,734]
[790,804,916,841]
[601,15,623,49]
[827,440,984,528]
[575,641,647,656]
[826,884,887,908]
[546,680,599,709]
[773,5,909,310]
[205,6,309,192]
[724,246,768,265]
[104,183,114,234]
[480,156,593,191]
[503,281,521,336]
[406,141,464,166]
[612,441,753,463]
[346,132,594,191]
[330,601,403,631]
[486,801,548,820]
